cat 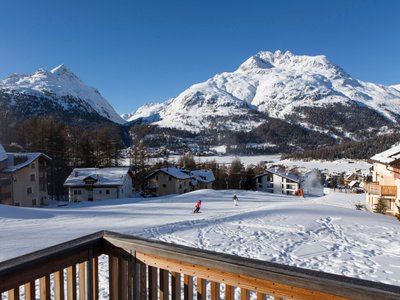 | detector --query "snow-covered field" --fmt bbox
[1,189,400,296]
